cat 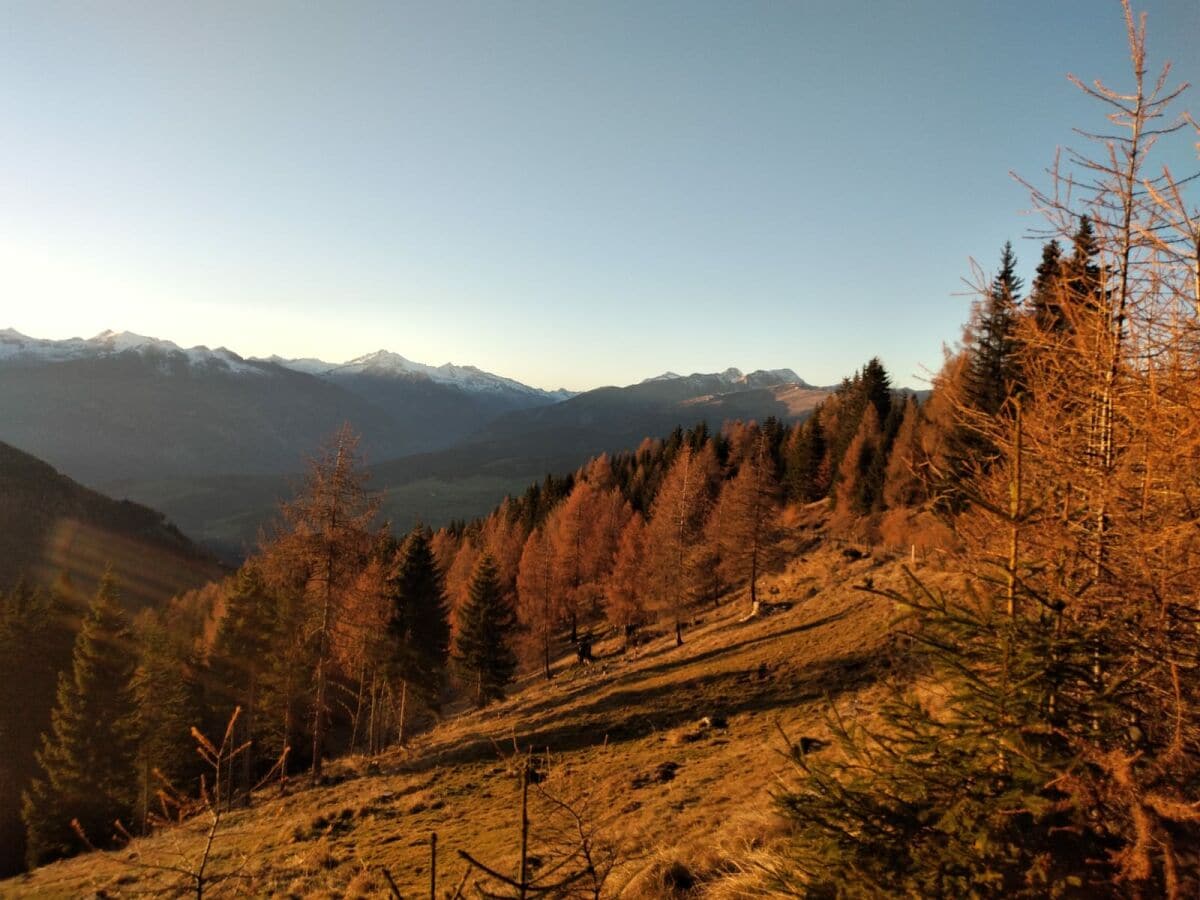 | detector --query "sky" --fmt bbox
[1,1,1197,392]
